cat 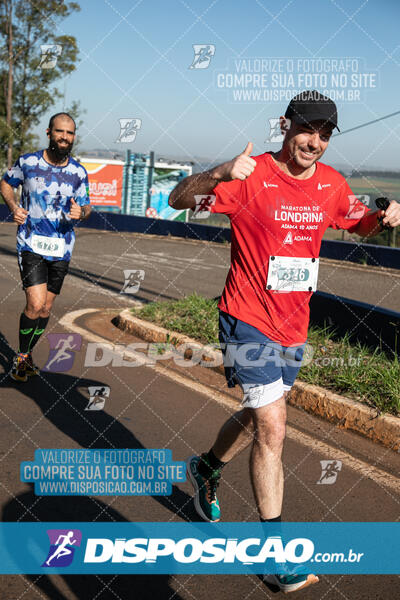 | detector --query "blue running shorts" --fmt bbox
[219,310,305,409]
